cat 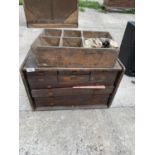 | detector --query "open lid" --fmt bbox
[24,0,78,28]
